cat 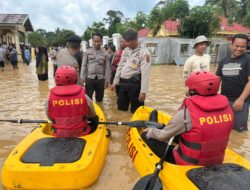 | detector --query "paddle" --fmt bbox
[0,119,48,124]
[96,120,165,129]
[0,119,164,129]
[133,136,175,190]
